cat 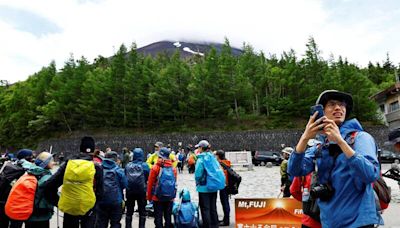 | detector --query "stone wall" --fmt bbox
[37,126,390,156]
